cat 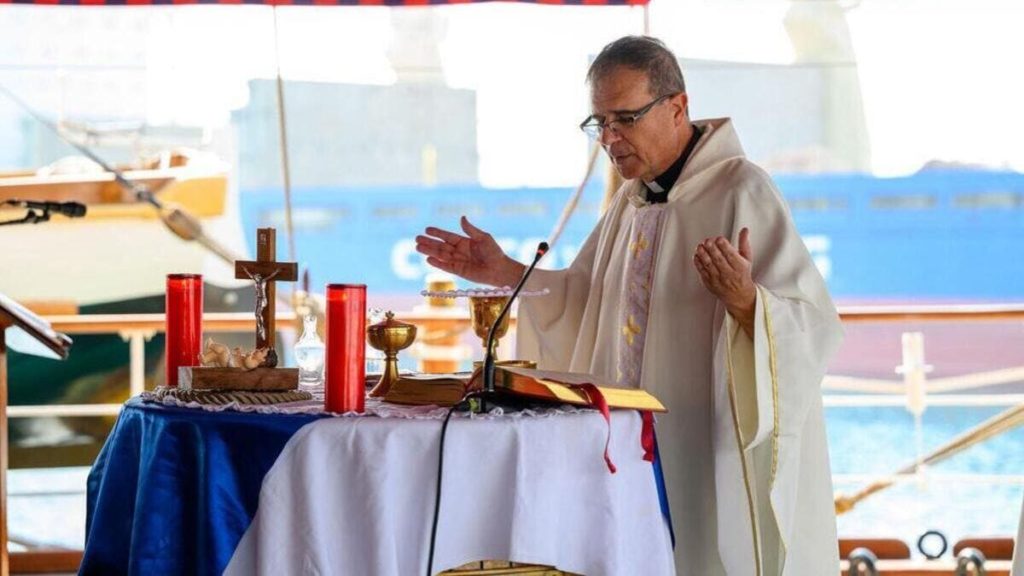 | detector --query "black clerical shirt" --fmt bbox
[643,125,703,203]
